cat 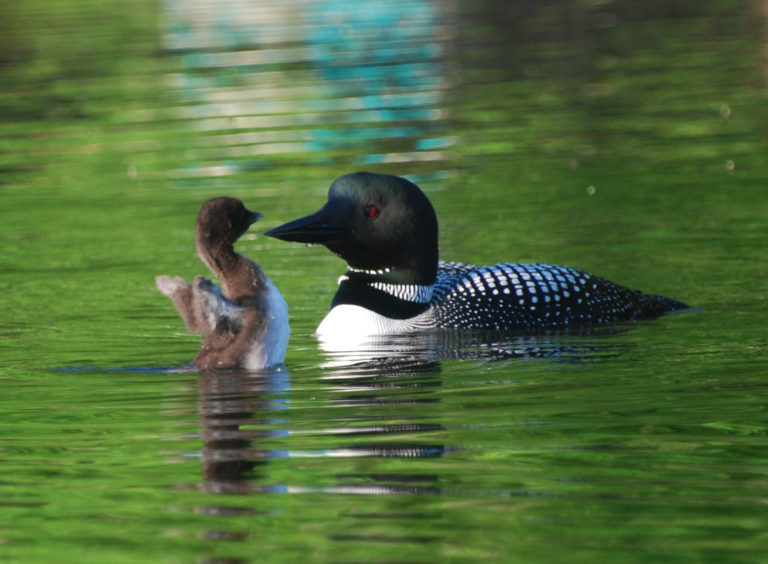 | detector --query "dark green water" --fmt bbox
[2,1,767,562]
